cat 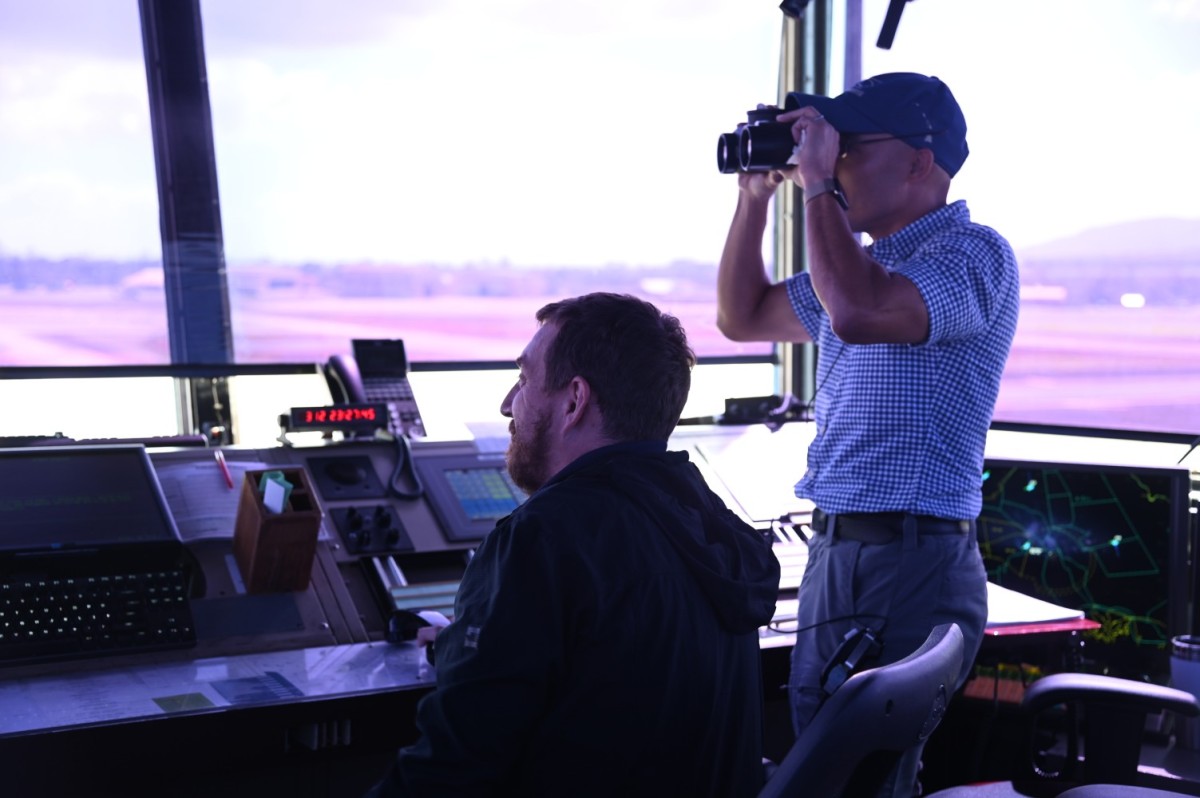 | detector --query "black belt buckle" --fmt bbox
[835,516,900,544]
